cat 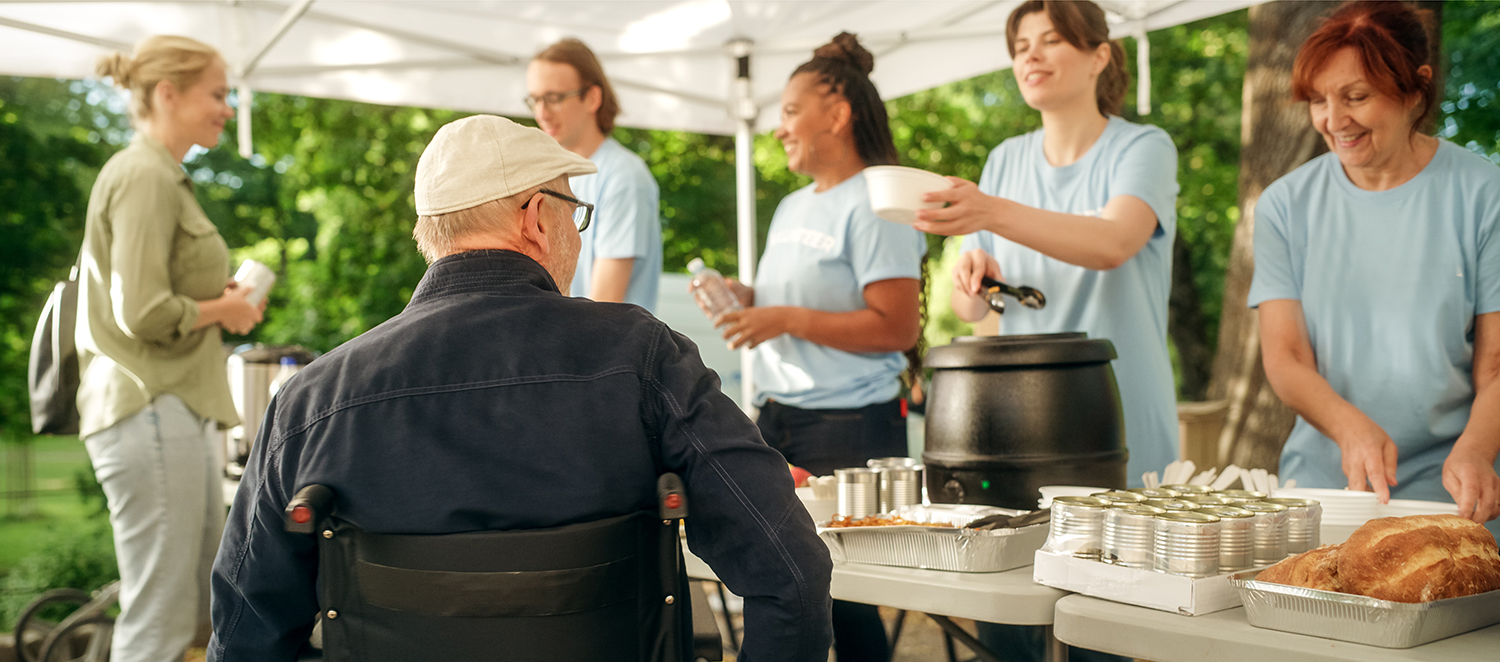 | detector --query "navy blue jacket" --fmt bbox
[208,250,833,661]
